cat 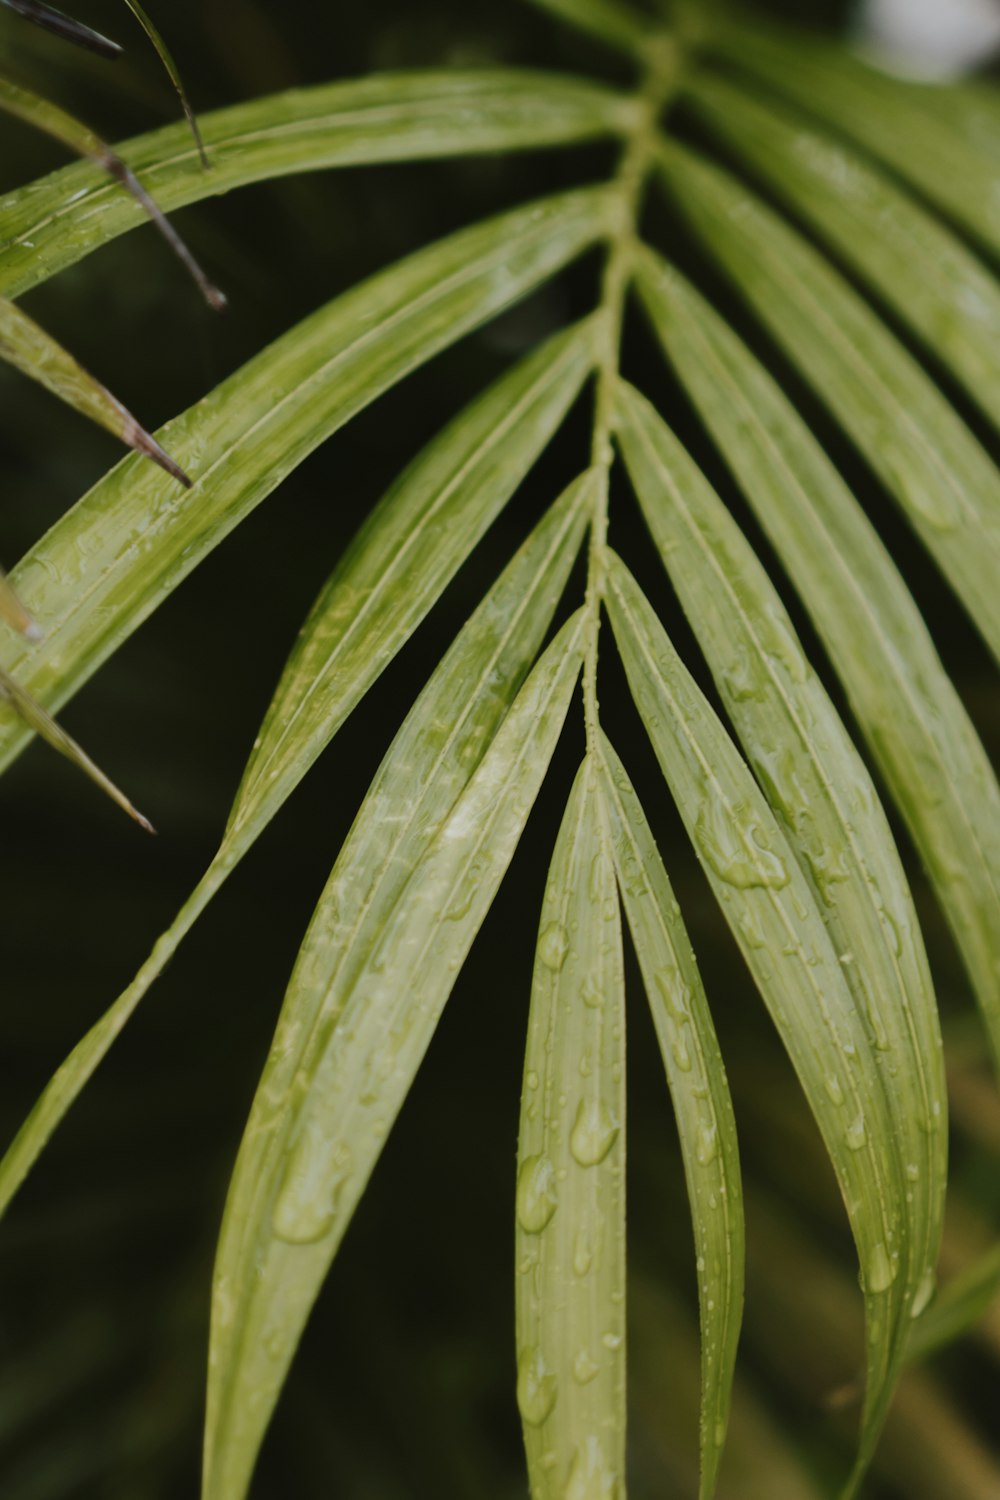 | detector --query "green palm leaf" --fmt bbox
[635,251,1000,1079]
[516,755,626,1500]
[207,608,585,1500]
[0,71,631,300]
[606,551,920,1494]
[614,377,946,1335]
[596,735,743,1500]
[659,140,1000,668]
[683,71,1000,431]
[707,17,1000,257]
[0,194,607,778]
